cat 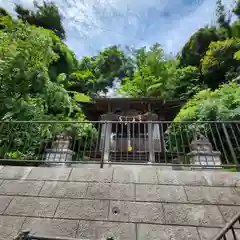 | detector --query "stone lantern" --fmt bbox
[187,134,221,169]
[44,133,75,166]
